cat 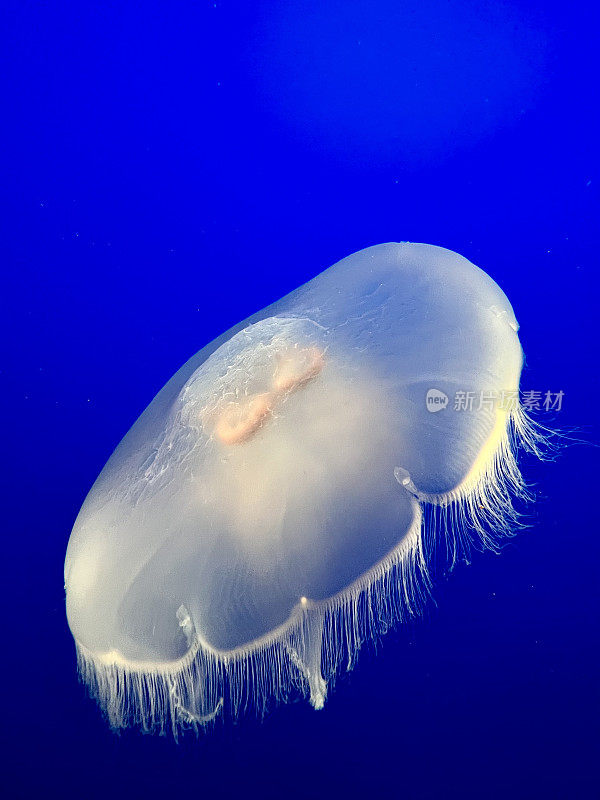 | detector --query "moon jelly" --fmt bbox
[64,243,545,734]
